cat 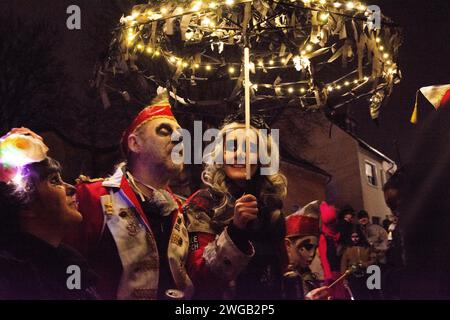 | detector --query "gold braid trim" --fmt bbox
[76,175,105,184]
